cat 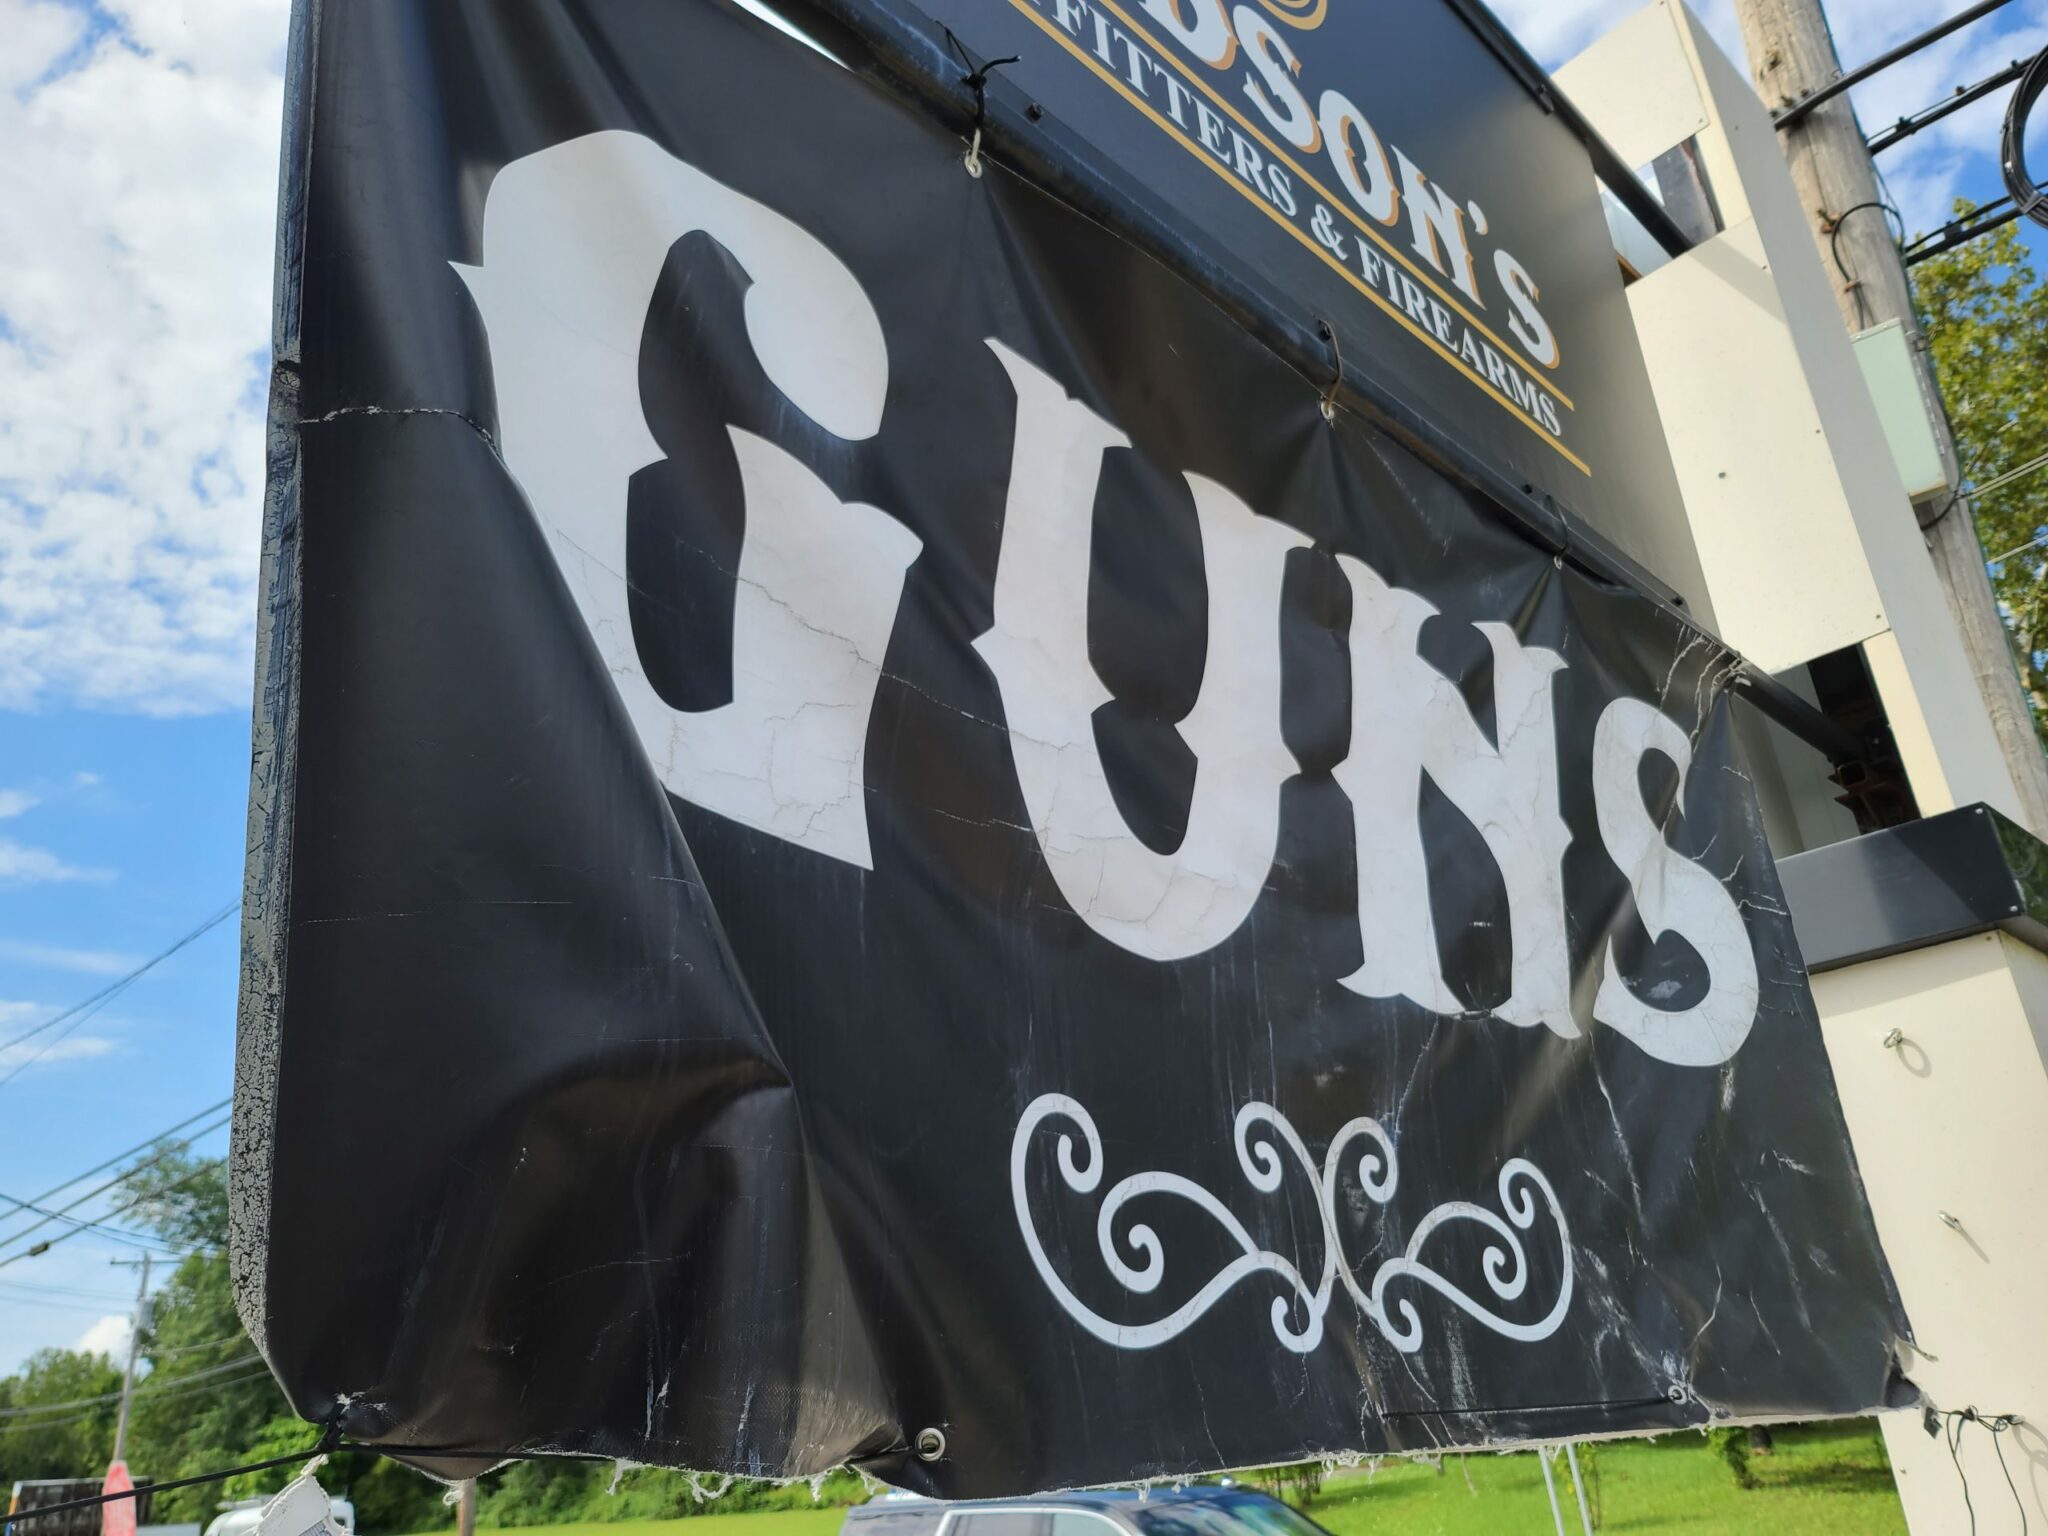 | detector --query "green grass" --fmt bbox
[467,1422,1904,1536]
[1306,1421,1904,1535]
